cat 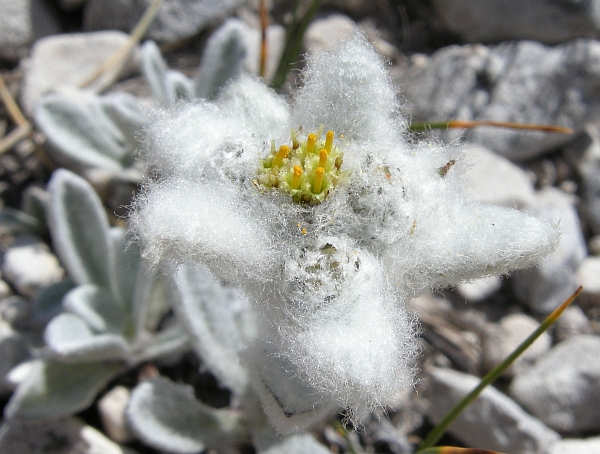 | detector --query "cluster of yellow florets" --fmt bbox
[256,127,344,205]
